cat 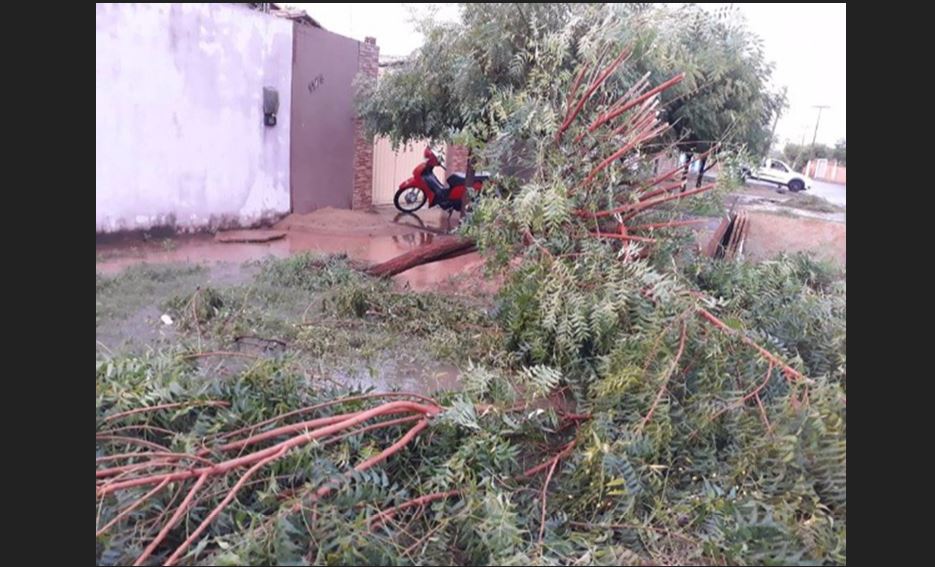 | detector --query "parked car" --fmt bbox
[741,159,811,192]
